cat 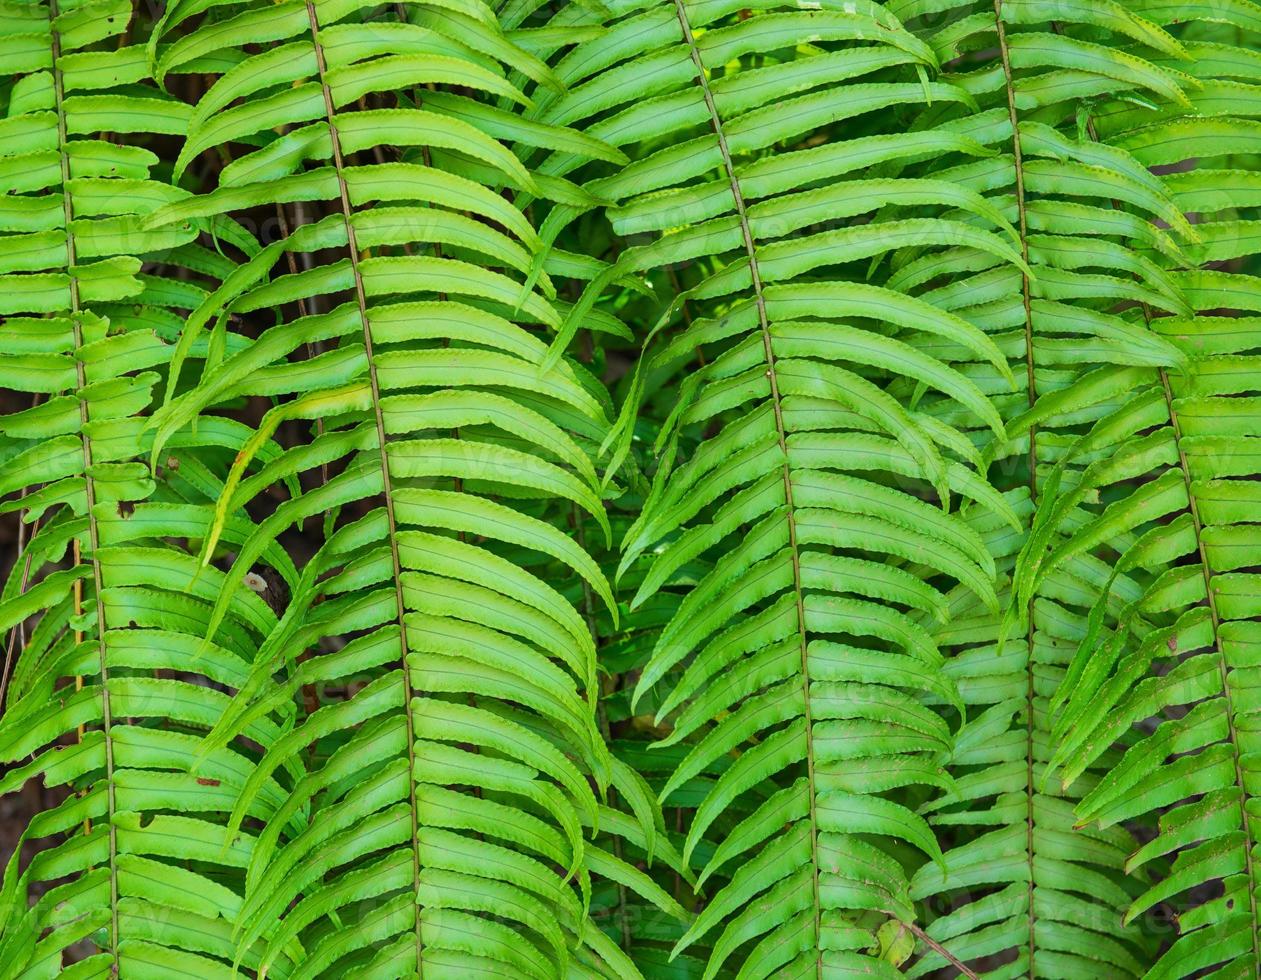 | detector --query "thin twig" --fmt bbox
[898,920,980,979]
